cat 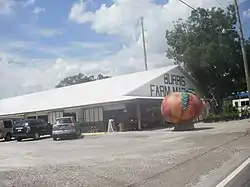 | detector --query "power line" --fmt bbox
[215,0,226,9]
[177,0,196,11]
[178,0,225,13]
